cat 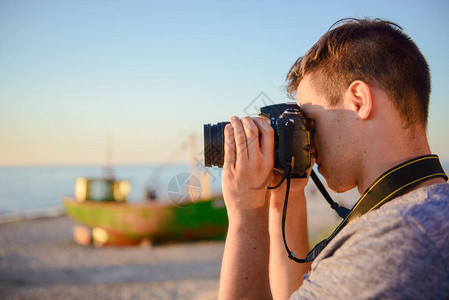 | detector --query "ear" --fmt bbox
[345,80,373,120]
